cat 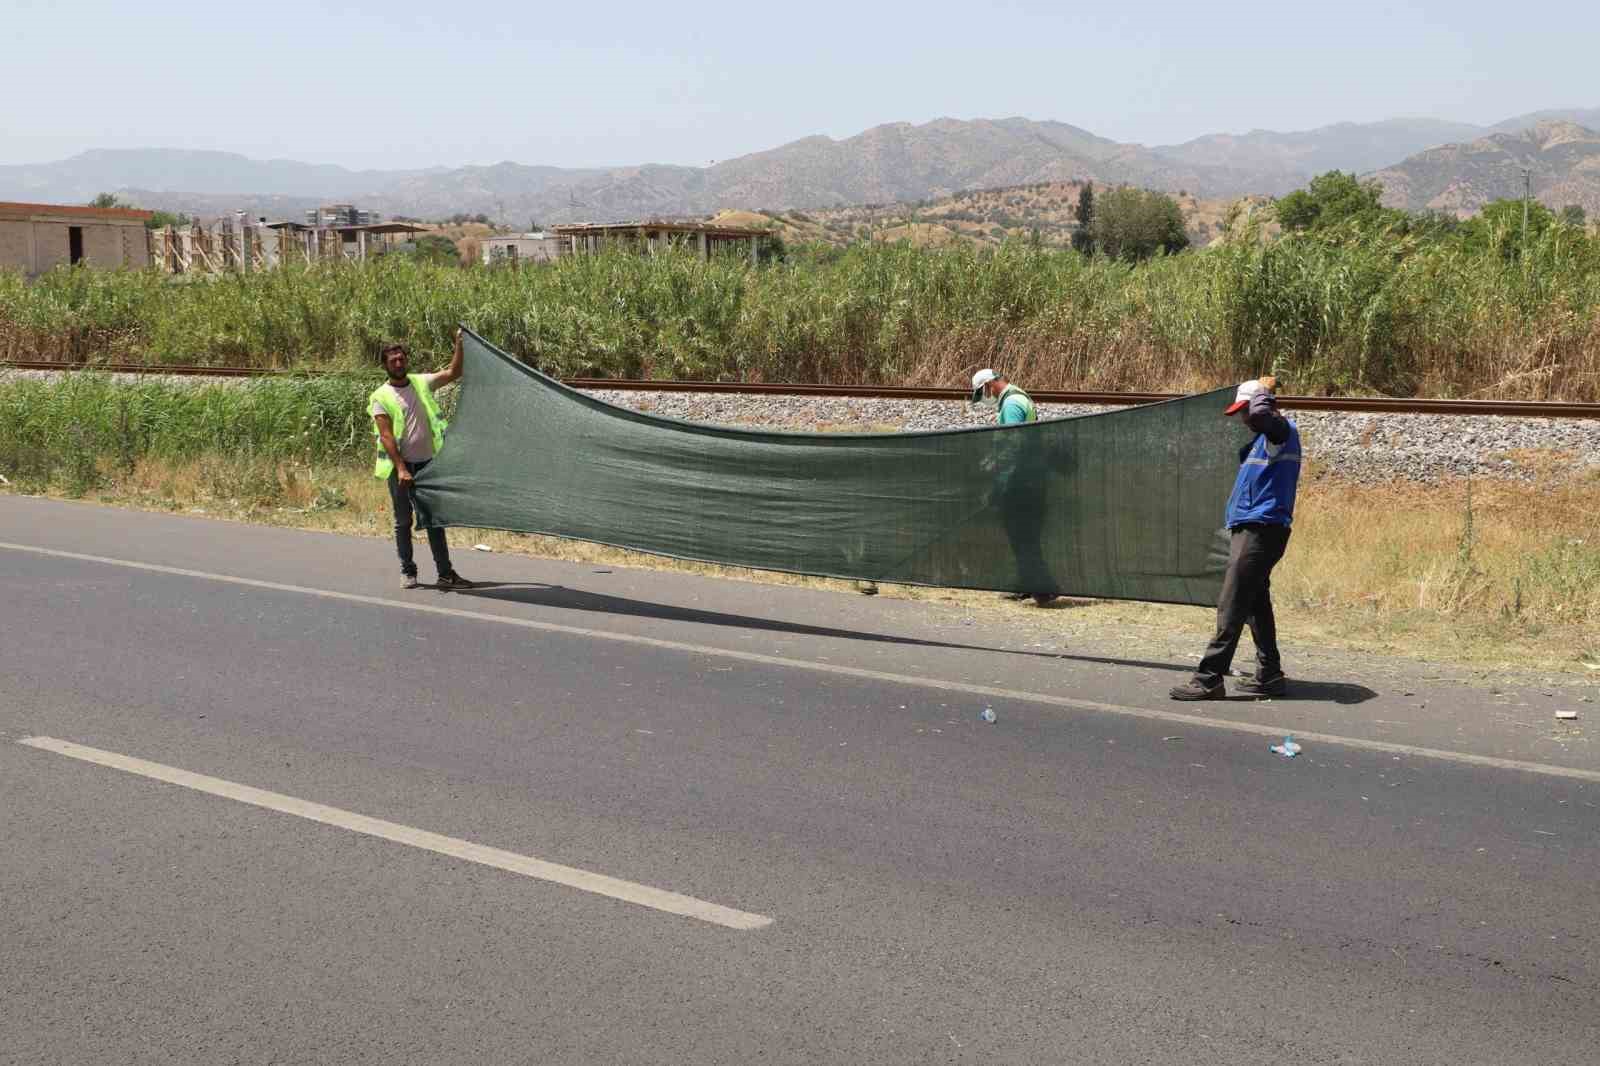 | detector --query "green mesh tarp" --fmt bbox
[414,329,1248,606]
